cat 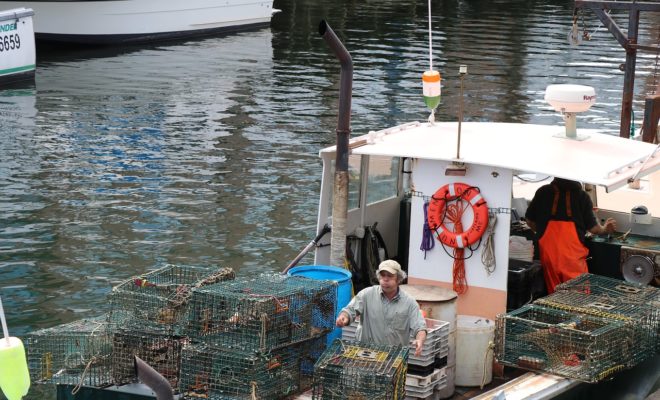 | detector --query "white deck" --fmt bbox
[322,121,660,193]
